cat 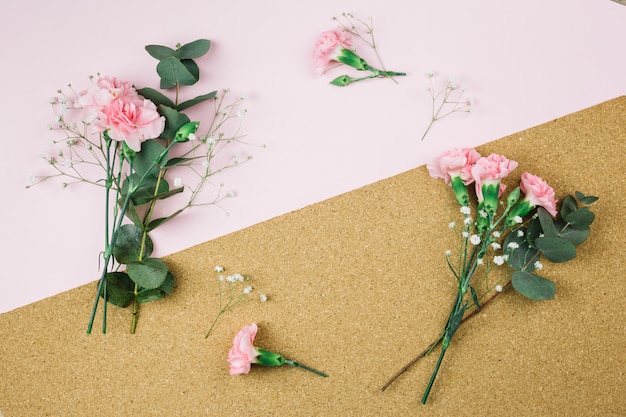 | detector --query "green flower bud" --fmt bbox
[507,186,521,208]
[330,75,352,87]
[174,121,200,143]
[336,48,369,71]
[256,348,285,367]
